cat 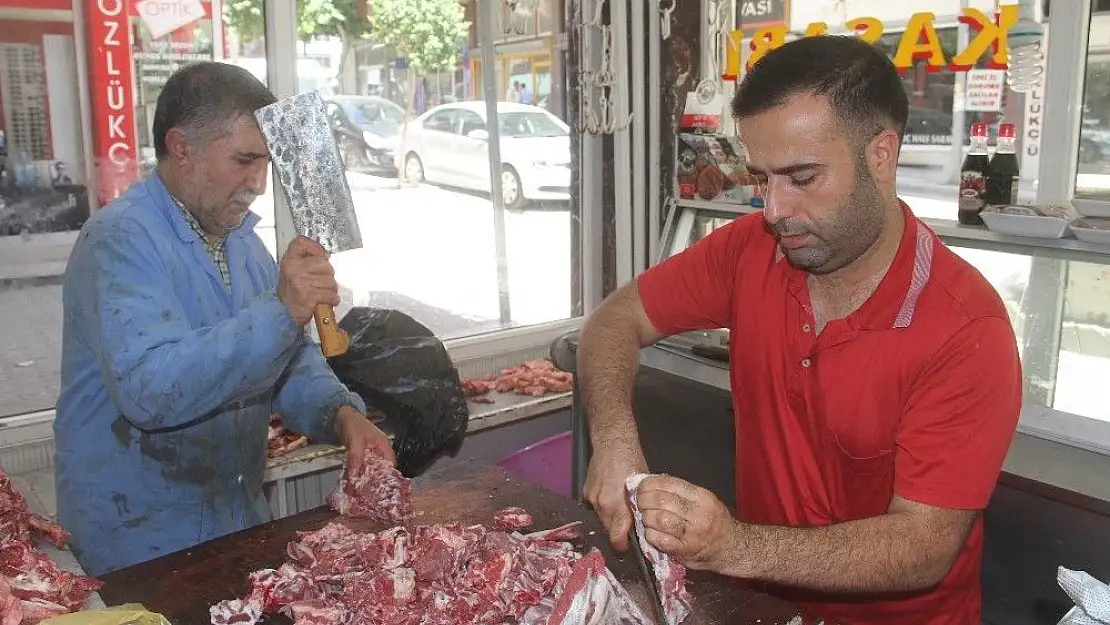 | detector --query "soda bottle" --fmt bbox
[958,123,990,226]
[985,122,1020,206]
